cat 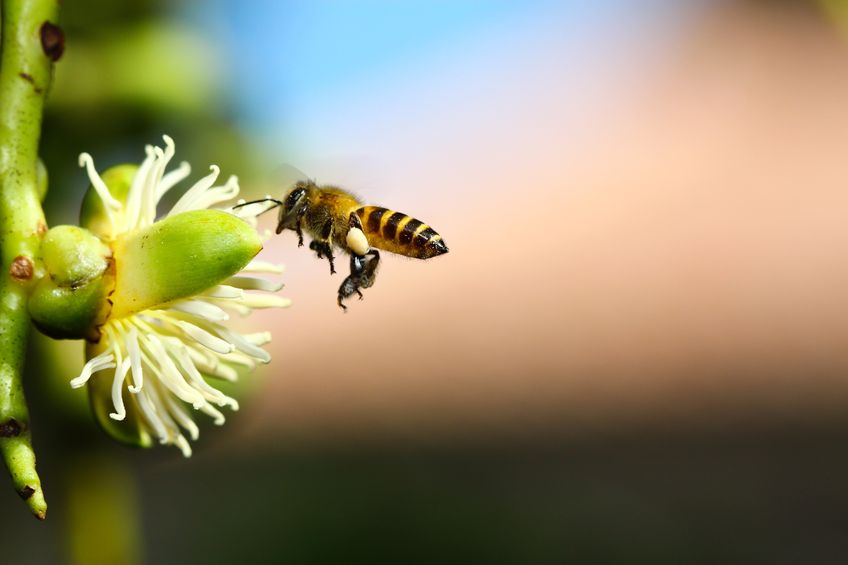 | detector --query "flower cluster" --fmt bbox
[66,136,288,456]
